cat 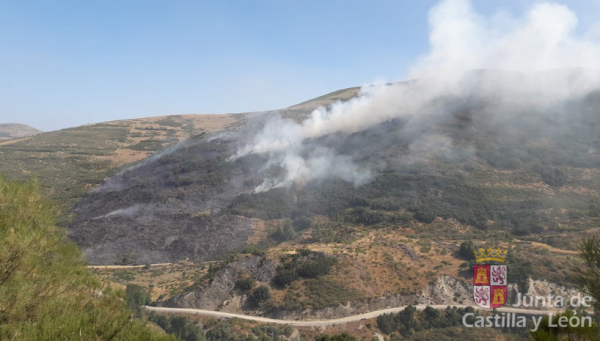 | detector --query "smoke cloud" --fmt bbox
[233,0,600,192]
